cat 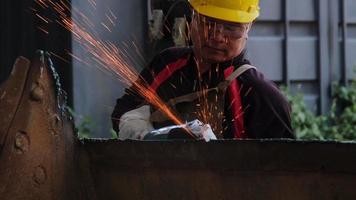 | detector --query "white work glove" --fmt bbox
[188,120,217,142]
[118,105,154,140]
